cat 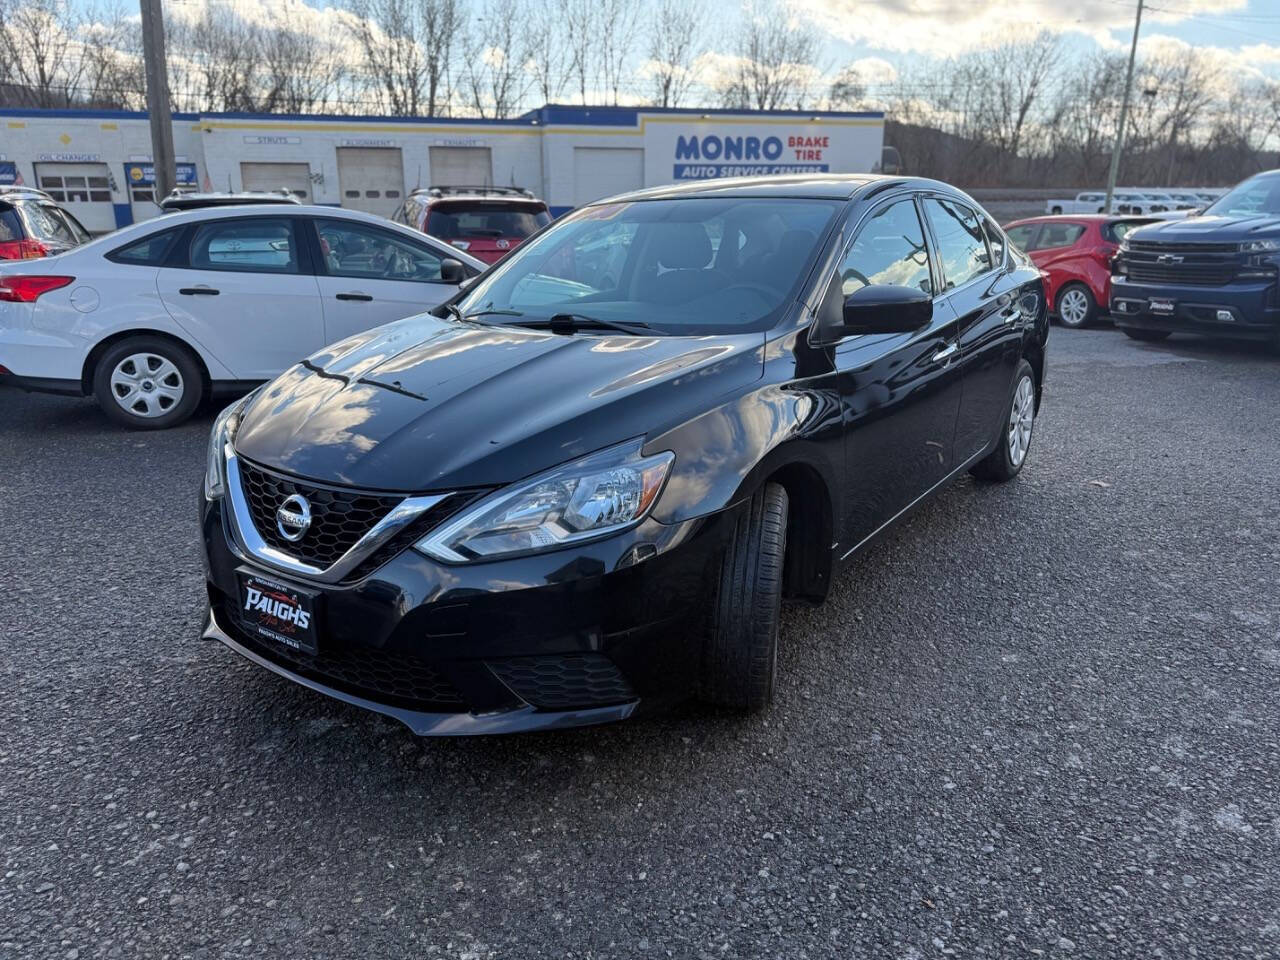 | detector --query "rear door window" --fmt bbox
[1005,224,1040,252]
[0,206,22,243]
[923,198,991,290]
[188,217,299,274]
[1038,223,1086,249]
[109,227,183,265]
